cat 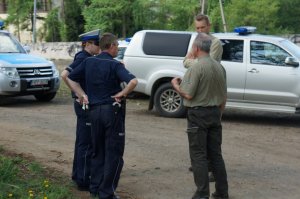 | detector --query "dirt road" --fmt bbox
[0,96,300,199]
